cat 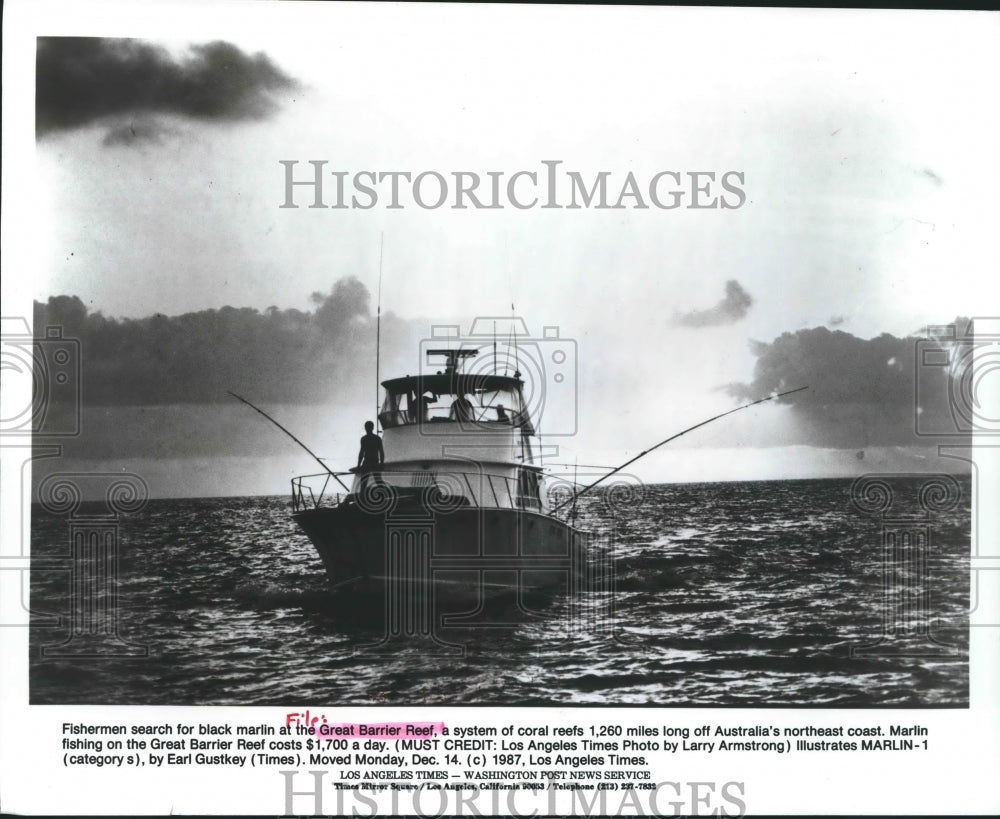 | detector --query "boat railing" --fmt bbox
[291,469,544,514]
[379,408,524,429]
[291,472,351,512]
